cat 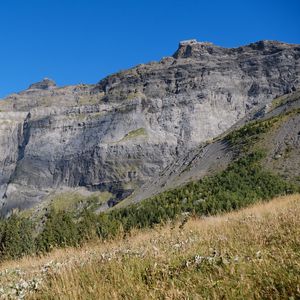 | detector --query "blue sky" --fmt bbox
[0,0,299,98]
